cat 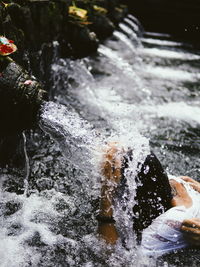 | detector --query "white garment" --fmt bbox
[141,176,200,256]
